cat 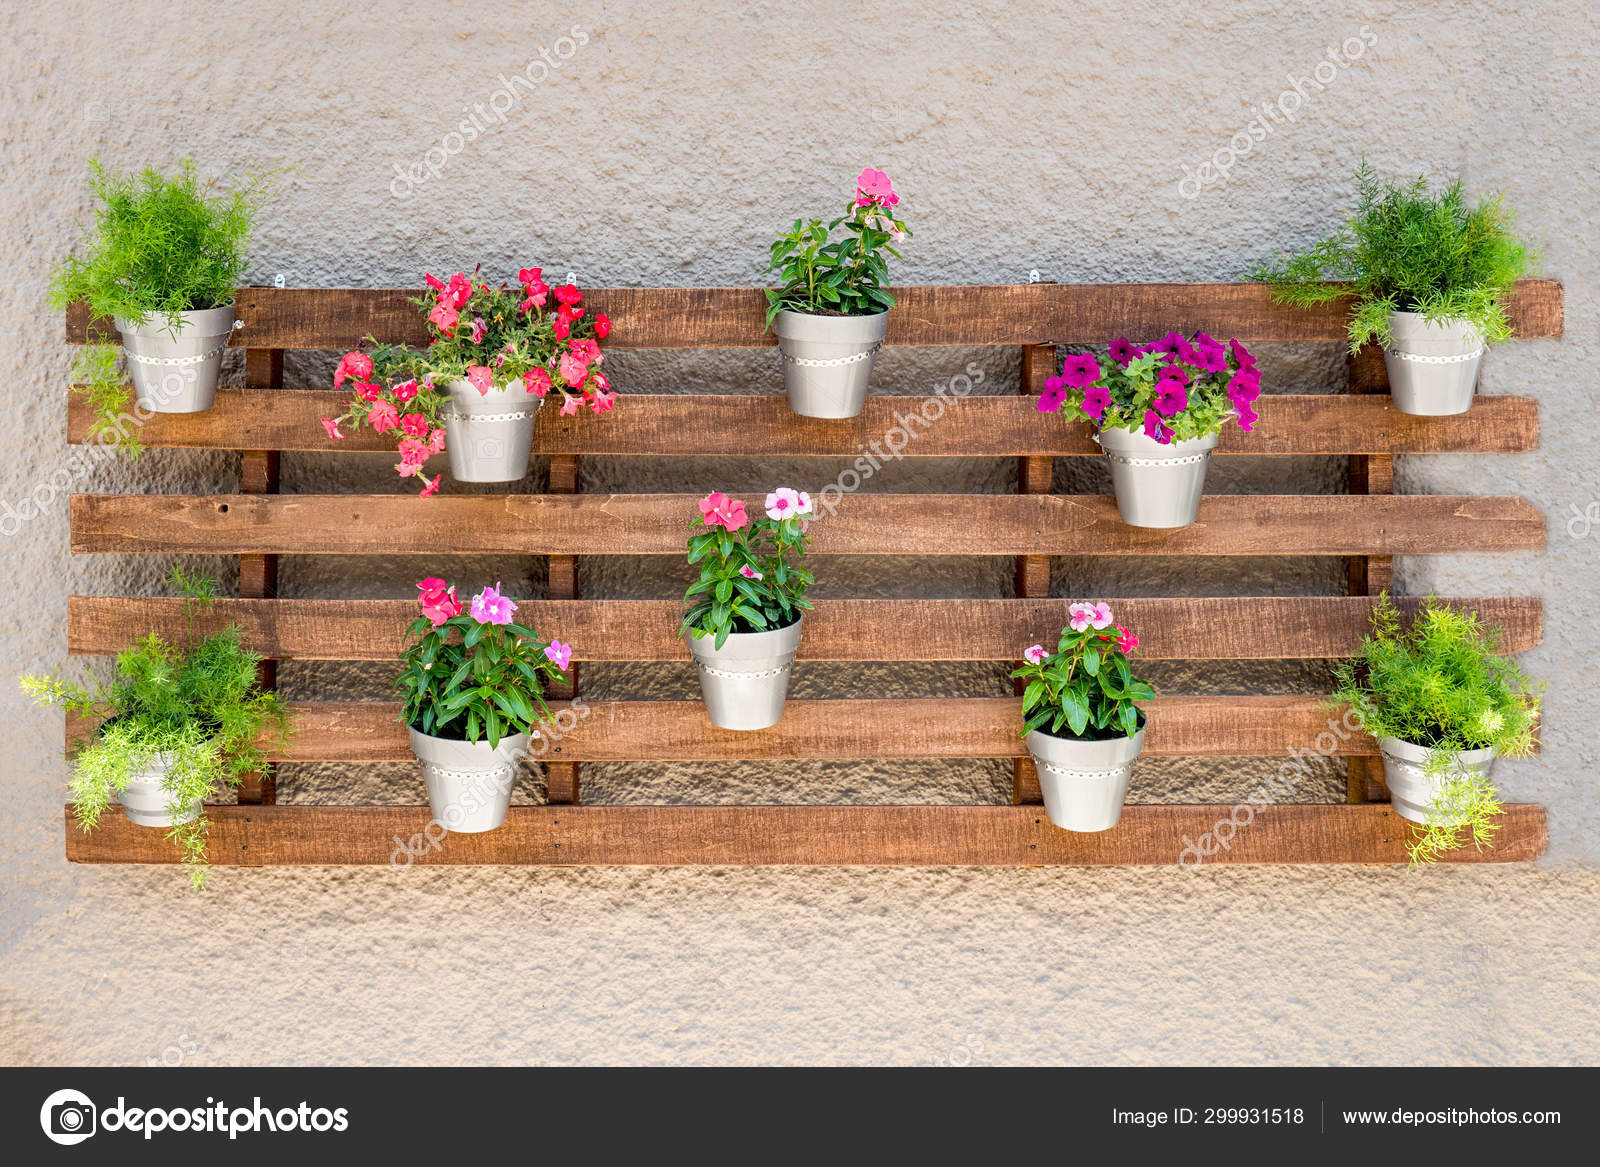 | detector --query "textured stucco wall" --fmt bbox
[2,0,1597,1066]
